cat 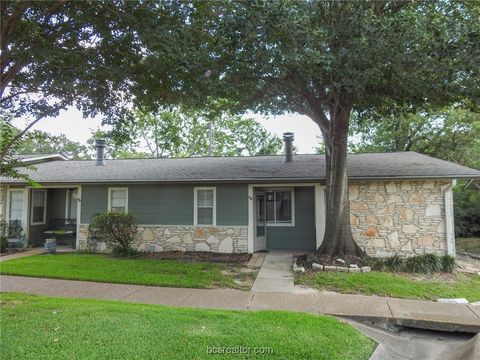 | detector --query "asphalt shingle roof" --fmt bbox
[1,152,479,184]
